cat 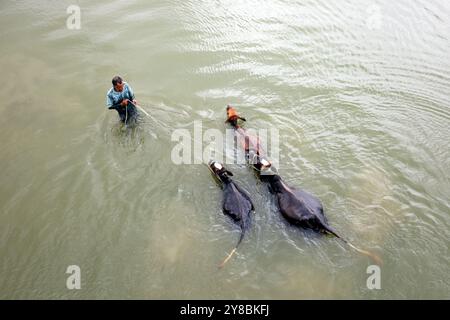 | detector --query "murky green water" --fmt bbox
[1,0,449,299]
